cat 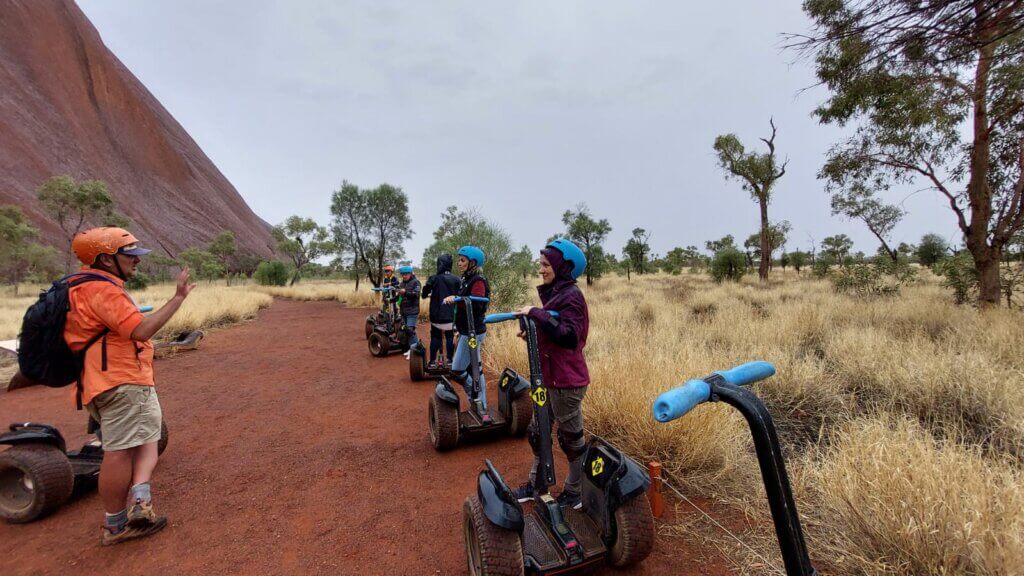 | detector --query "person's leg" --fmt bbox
[429,325,442,364]
[405,314,419,347]
[552,387,588,497]
[99,448,135,516]
[469,333,488,409]
[444,330,455,361]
